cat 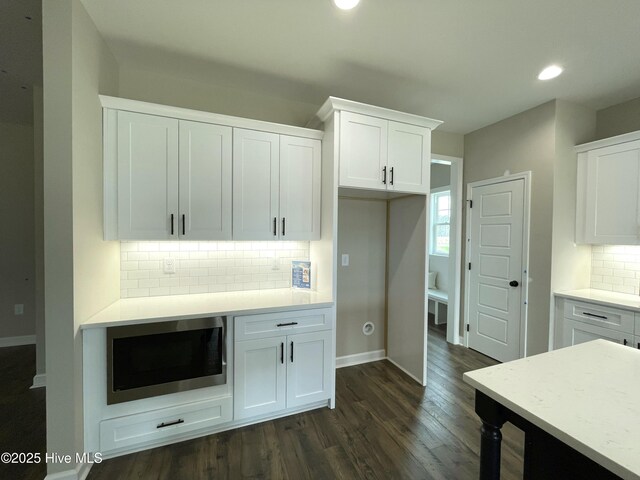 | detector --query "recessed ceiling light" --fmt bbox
[333,0,360,10]
[538,65,563,80]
